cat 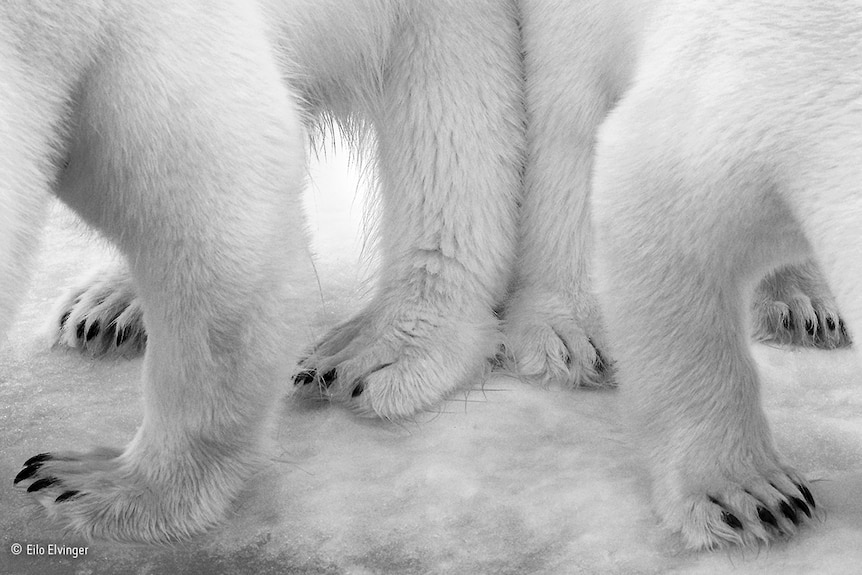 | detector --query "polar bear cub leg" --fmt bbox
[13,1,311,542]
[502,0,625,390]
[294,1,524,418]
